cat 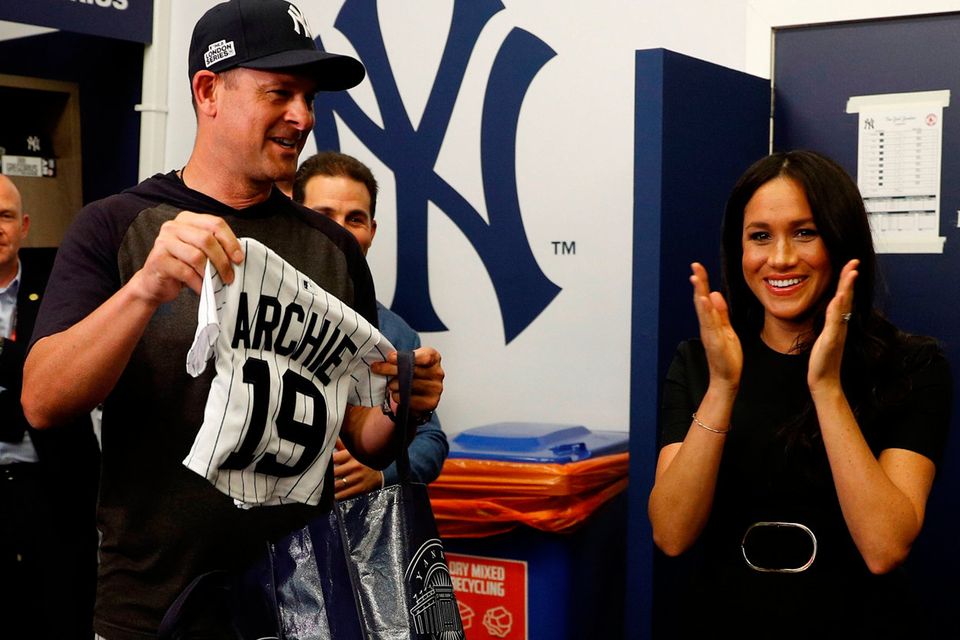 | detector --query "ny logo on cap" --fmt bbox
[287,4,311,38]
